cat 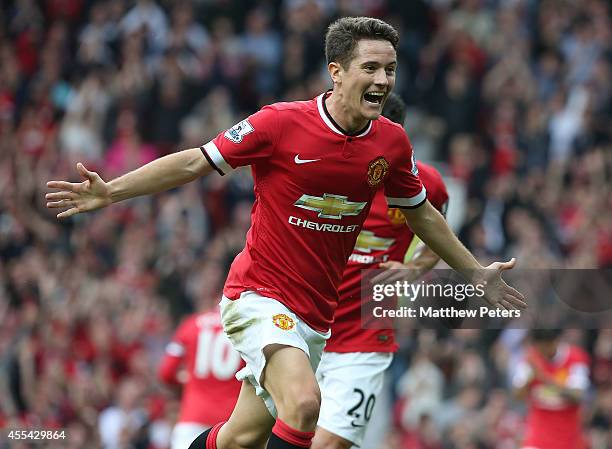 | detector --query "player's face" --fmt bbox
[335,39,397,123]
[535,340,559,359]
